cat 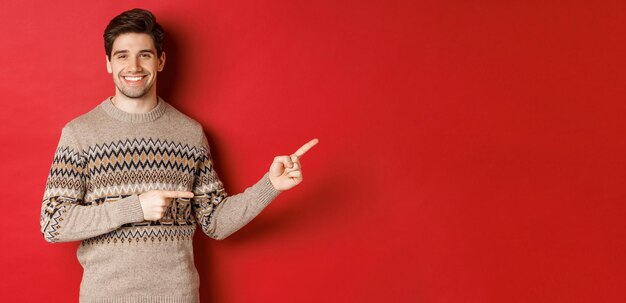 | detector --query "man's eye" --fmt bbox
[141,54,151,58]
[117,55,126,59]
